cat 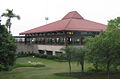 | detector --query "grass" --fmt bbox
[55,72,120,79]
[0,57,119,79]
[0,57,80,79]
